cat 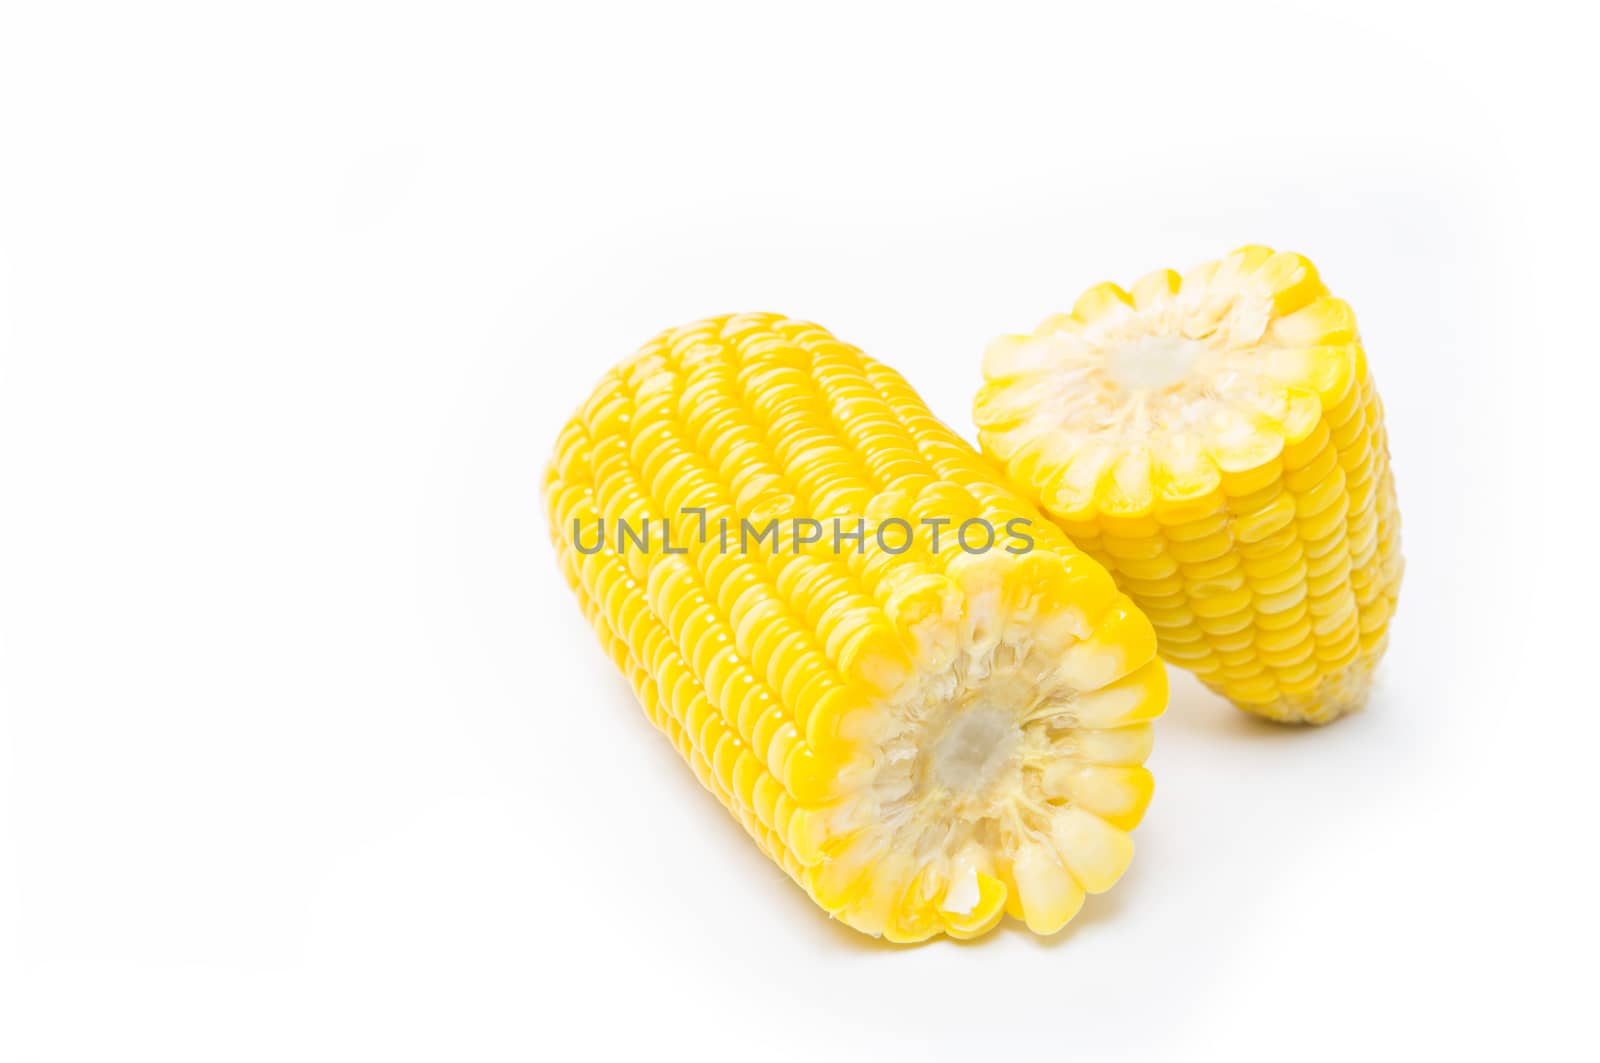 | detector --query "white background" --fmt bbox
[2,2,1595,1060]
